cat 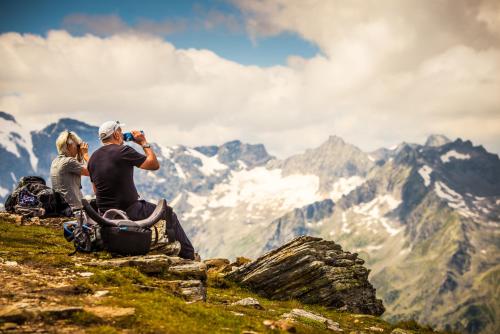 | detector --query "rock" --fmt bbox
[86,254,207,280]
[5,261,18,267]
[230,311,245,316]
[282,308,342,332]
[226,236,385,316]
[85,254,172,274]
[84,306,135,319]
[93,290,110,297]
[0,322,18,330]
[368,326,384,332]
[231,297,264,310]
[168,262,207,281]
[78,272,94,277]
[231,256,252,267]
[0,305,33,324]
[0,304,84,324]
[38,306,83,320]
[203,258,230,270]
[390,329,412,334]
[162,280,207,302]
